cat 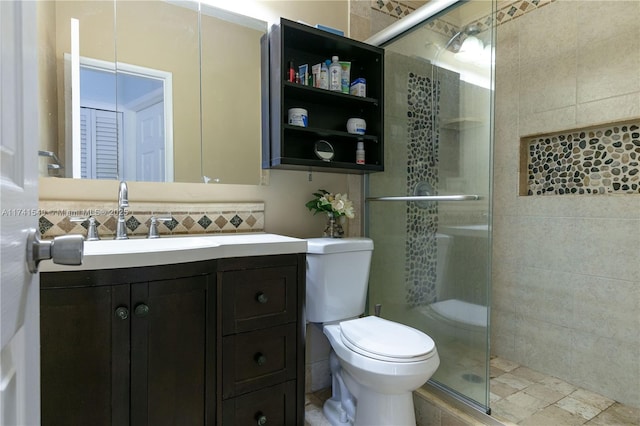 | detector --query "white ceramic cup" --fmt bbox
[346,118,366,135]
